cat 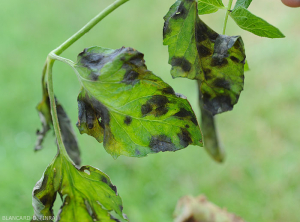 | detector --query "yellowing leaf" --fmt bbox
[32,153,126,222]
